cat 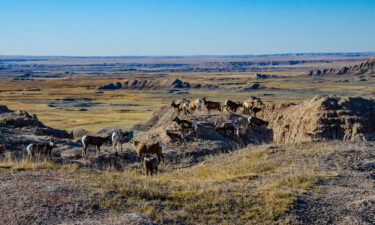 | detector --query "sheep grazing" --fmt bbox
[26,139,55,159]
[143,155,160,176]
[172,117,197,136]
[112,130,133,152]
[132,140,165,162]
[171,100,191,115]
[248,116,269,130]
[188,98,204,112]
[81,135,111,158]
[202,97,222,114]
[223,100,243,112]
[166,130,185,143]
